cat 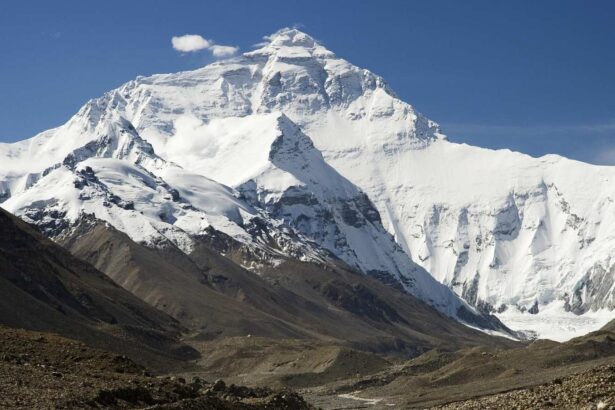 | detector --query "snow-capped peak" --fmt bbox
[264,27,319,48]
[246,27,335,59]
